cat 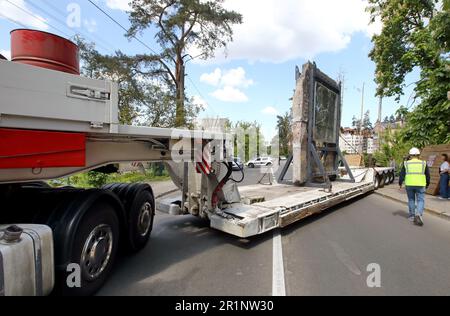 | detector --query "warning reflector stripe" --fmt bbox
[195,141,211,175]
